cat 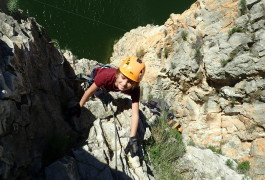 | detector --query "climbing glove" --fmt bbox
[125,136,138,158]
[67,102,81,118]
